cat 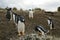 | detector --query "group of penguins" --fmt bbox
[6,8,54,37]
